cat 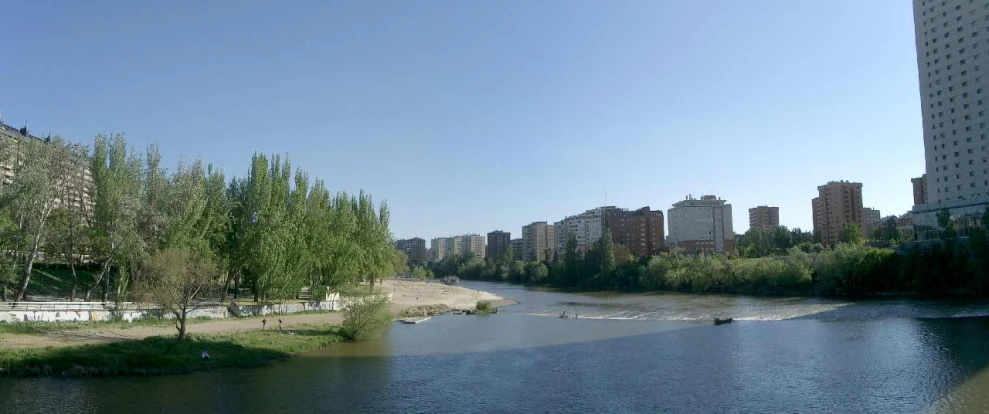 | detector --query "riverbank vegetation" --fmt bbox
[0,132,405,339]
[433,212,989,298]
[0,326,343,377]
[340,295,392,341]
